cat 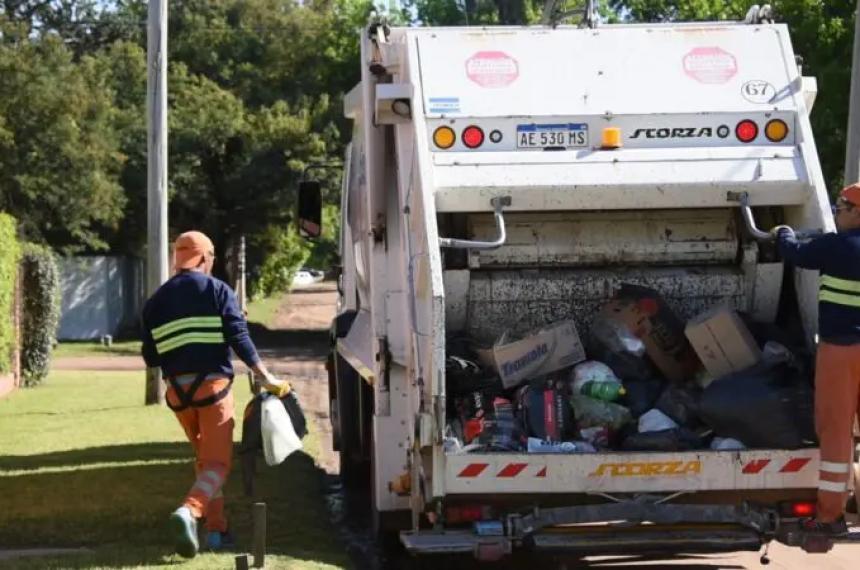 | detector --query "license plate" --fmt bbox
[517,123,589,149]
